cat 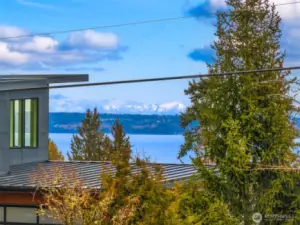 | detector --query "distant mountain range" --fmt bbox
[50,95,187,115]
[49,113,184,135]
[49,95,300,135]
[49,112,300,135]
[49,95,188,134]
